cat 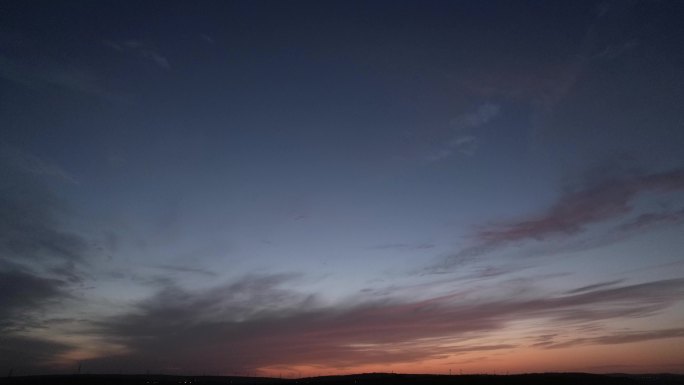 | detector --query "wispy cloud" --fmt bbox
[459,1,640,134]
[370,242,435,251]
[0,147,90,328]
[104,39,170,70]
[432,168,684,272]
[617,209,684,232]
[425,103,500,162]
[540,328,684,349]
[477,168,684,243]
[140,50,170,70]
[0,268,69,331]
[0,335,72,374]
[564,279,625,295]
[63,276,684,374]
[0,144,77,184]
[200,34,214,44]
[0,158,89,265]
[0,55,123,101]
[151,264,218,277]
[450,103,501,131]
